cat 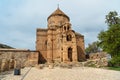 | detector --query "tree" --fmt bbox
[98,11,120,57]
[105,11,120,25]
[85,41,100,54]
